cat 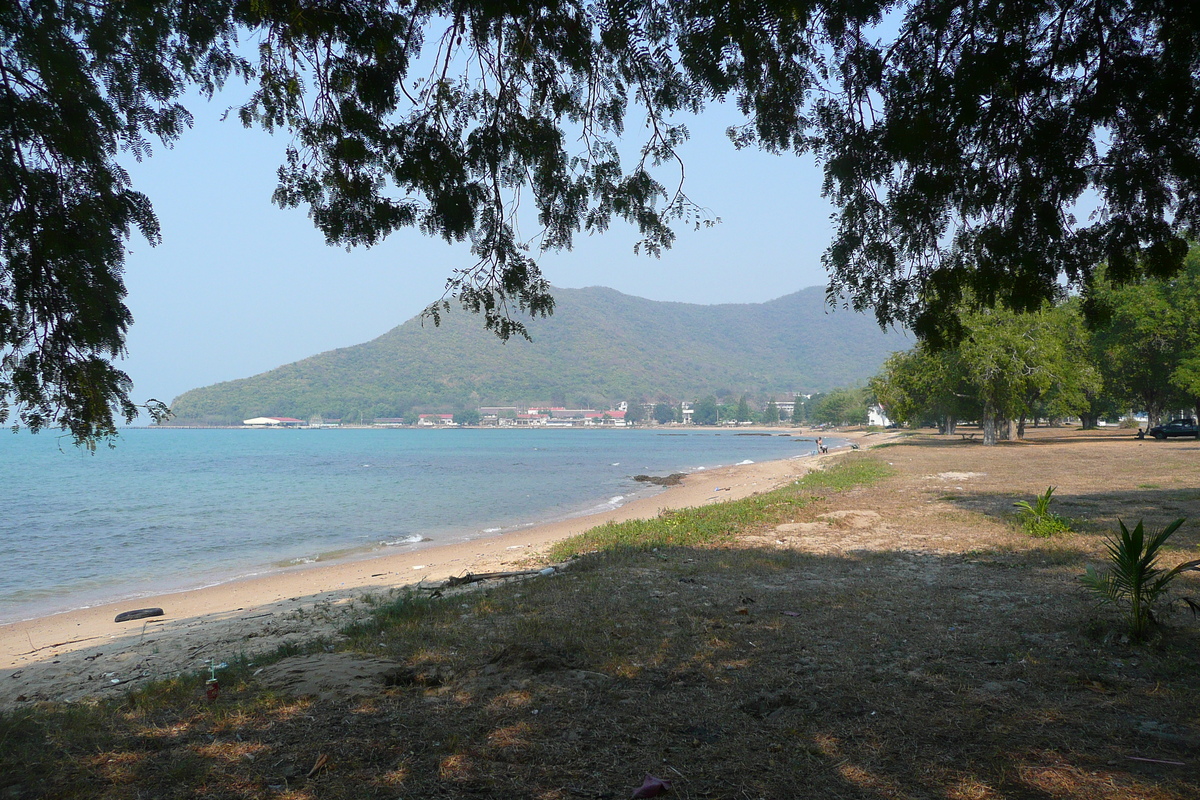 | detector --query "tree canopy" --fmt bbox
[5,1,1199,442]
